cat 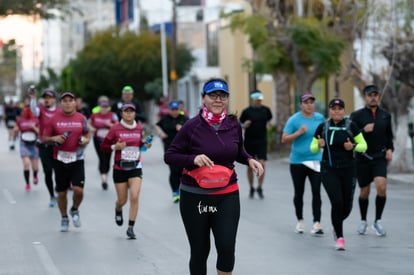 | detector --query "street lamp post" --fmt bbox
[169,0,178,100]
[15,45,23,100]
[161,18,169,97]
